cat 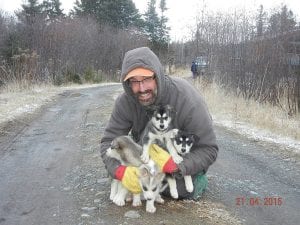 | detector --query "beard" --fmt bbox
[135,88,158,106]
